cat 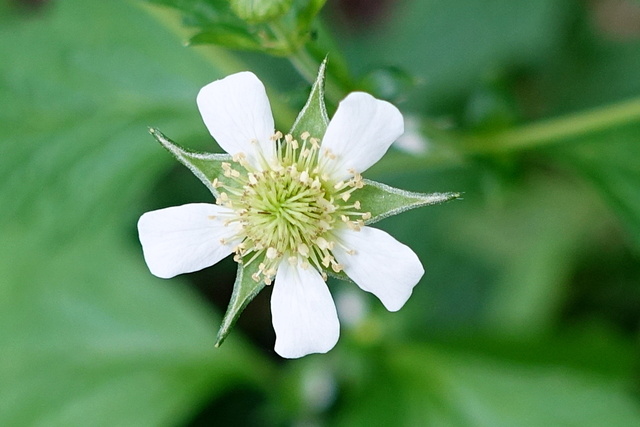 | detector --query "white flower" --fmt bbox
[138,72,424,358]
